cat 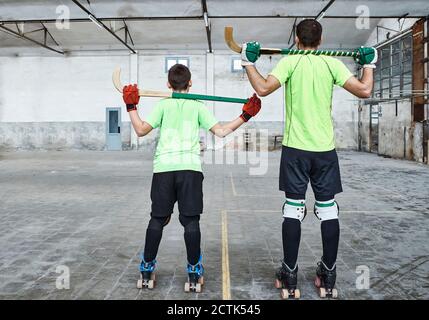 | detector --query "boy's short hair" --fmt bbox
[168,64,191,91]
[296,19,322,47]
